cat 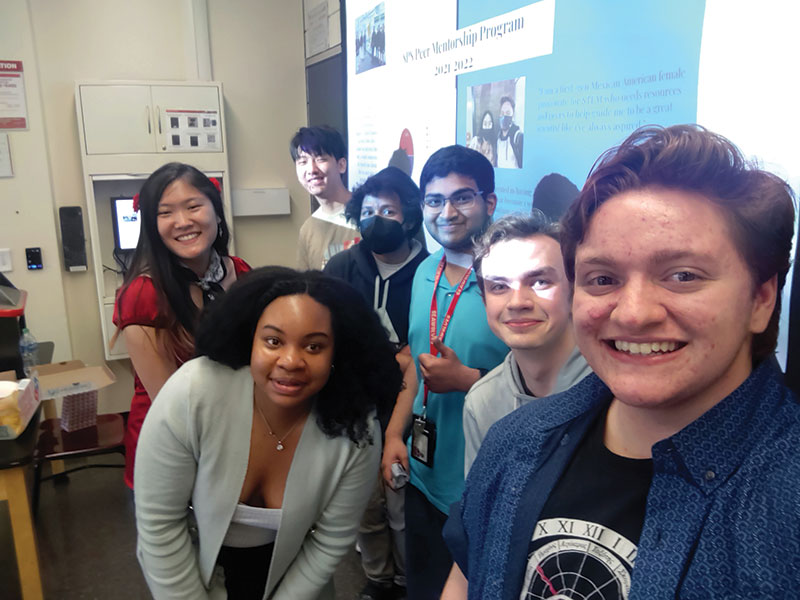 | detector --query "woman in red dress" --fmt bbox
[112,163,250,488]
